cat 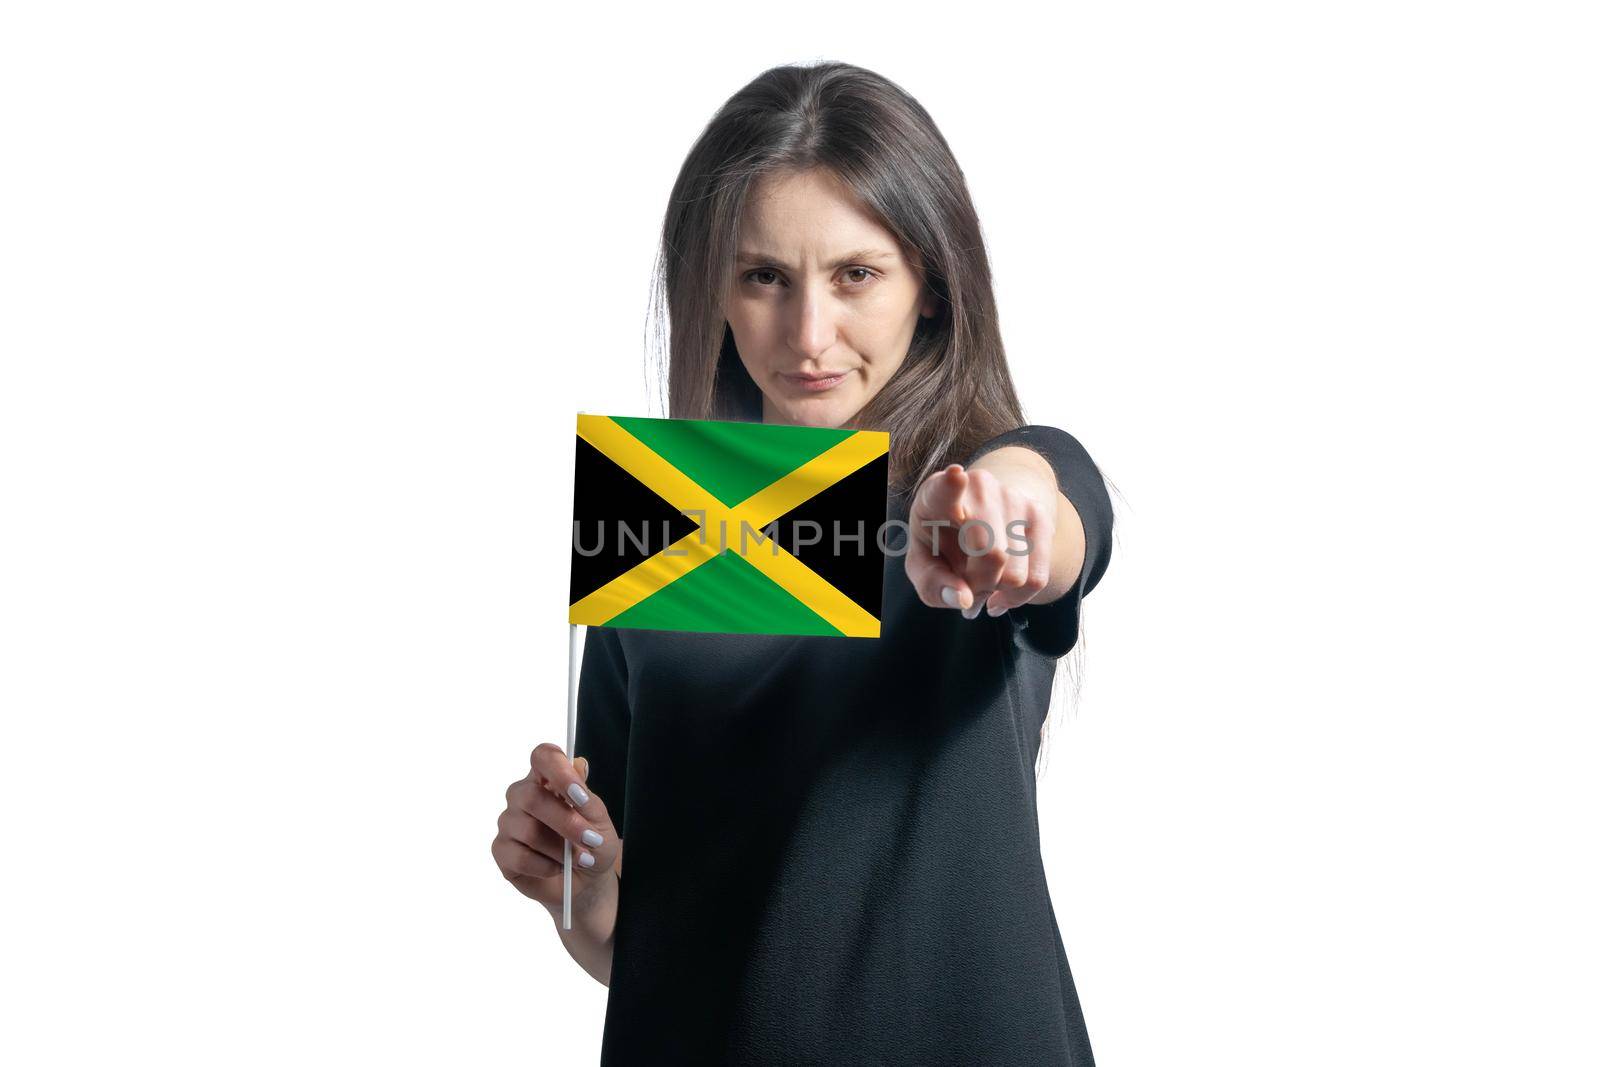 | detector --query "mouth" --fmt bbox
[781,370,849,393]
